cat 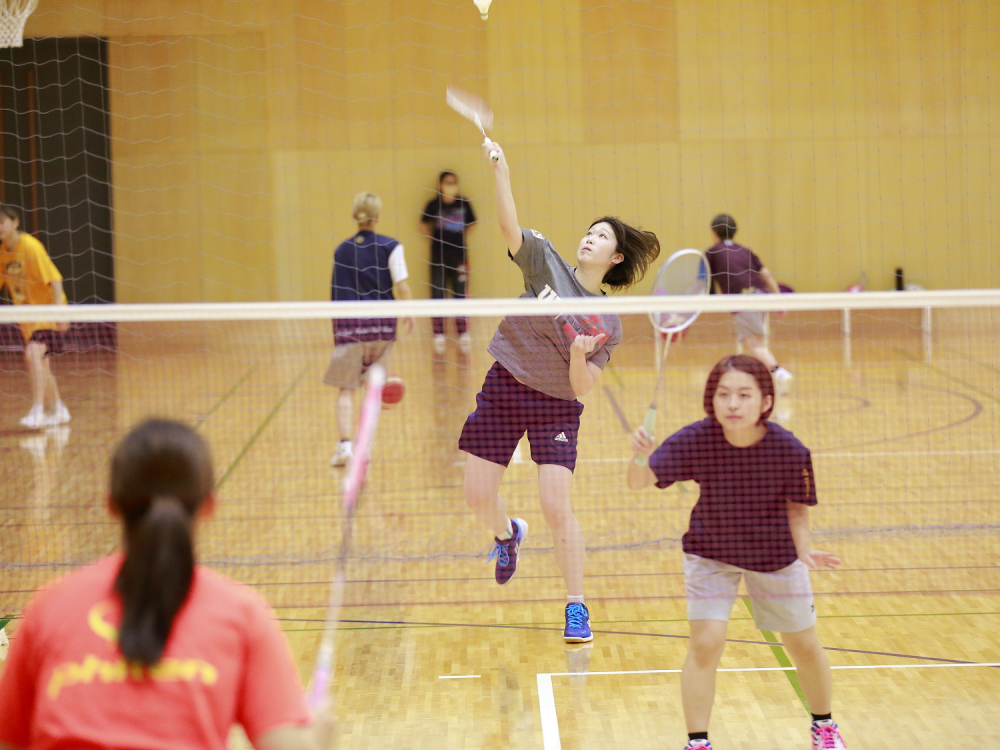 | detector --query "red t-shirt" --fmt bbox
[0,555,311,750]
